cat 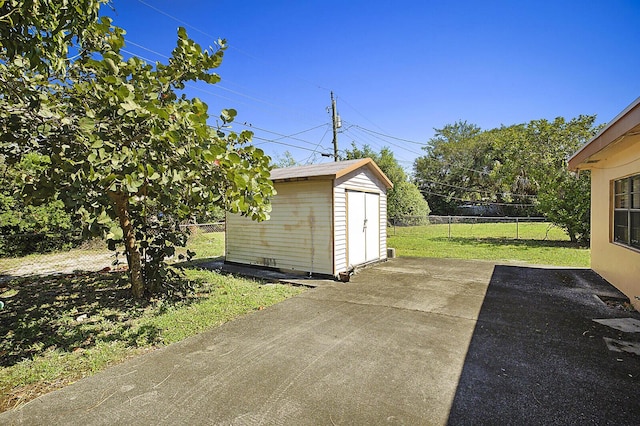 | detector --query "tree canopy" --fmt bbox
[344,144,430,222]
[414,116,599,243]
[0,1,275,297]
